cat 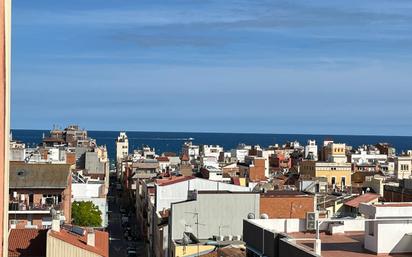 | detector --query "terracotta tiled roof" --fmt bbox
[180,154,189,162]
[156,176,195,186]
[49,228,109,257]
[156,156,170,162]
[232,177,241,185]
[344,193,380,208]
[8,229,47,257]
